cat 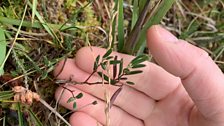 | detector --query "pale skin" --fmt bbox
[54,25,224,126]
